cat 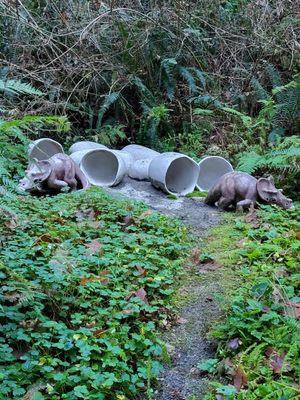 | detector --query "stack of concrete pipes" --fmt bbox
[28,139,233,196]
